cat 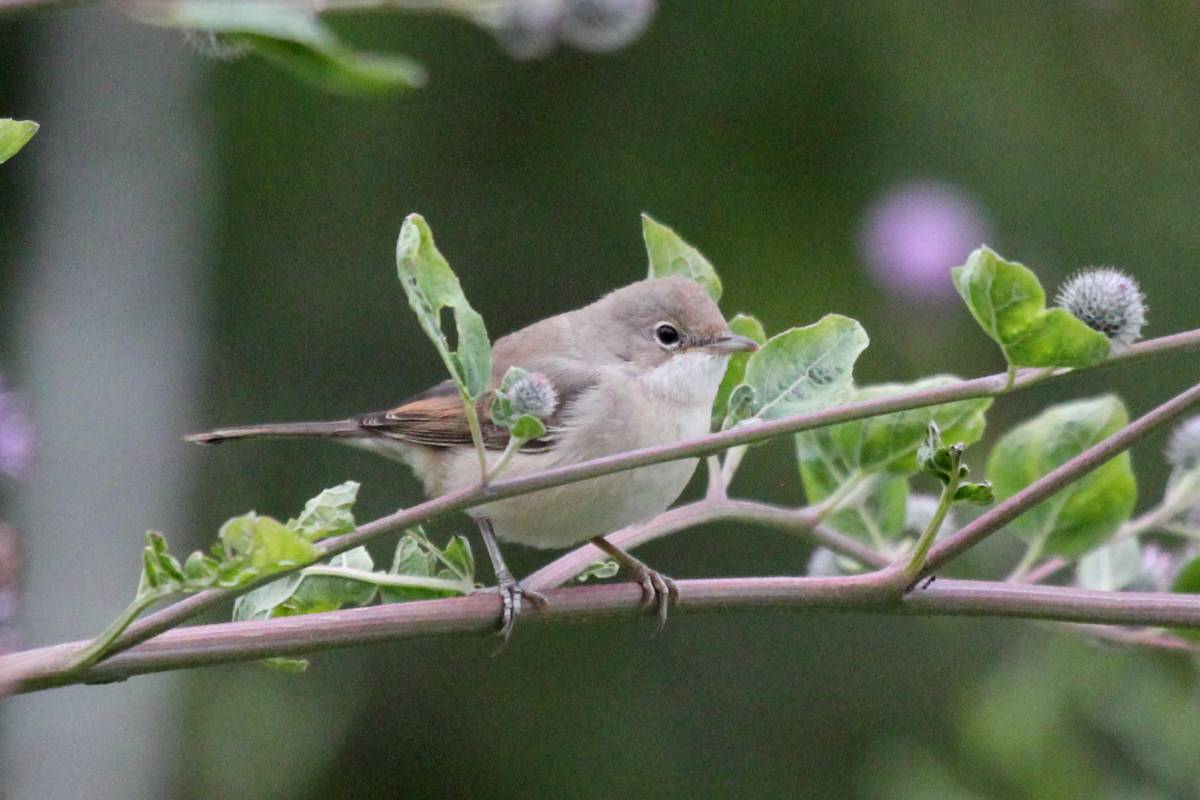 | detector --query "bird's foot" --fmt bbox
[590,536,679,633]
[627,563,679,634]
[489,575,548,645]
